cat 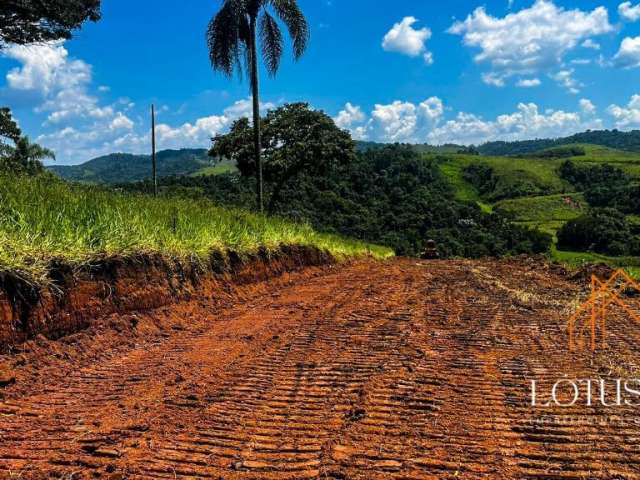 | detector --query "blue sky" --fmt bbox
[1,0,640,164]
